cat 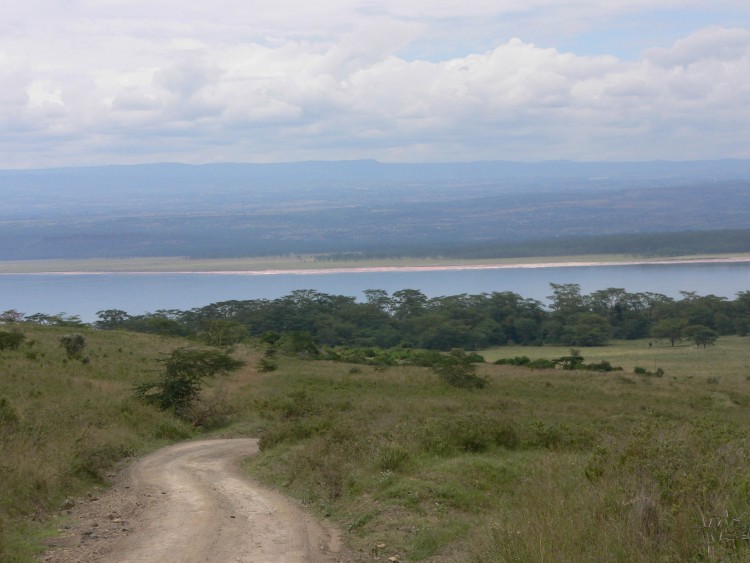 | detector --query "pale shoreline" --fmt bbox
[1,255,750,276]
